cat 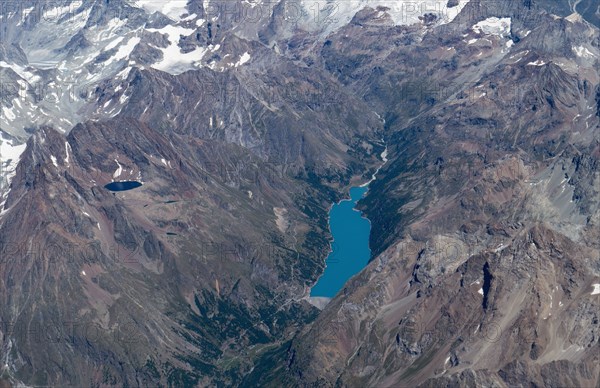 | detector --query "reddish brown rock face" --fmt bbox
[0,0,598,386]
